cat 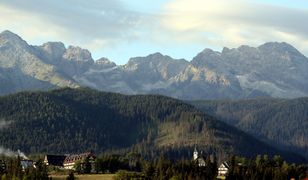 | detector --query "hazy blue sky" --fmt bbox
[0,0,307,64]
